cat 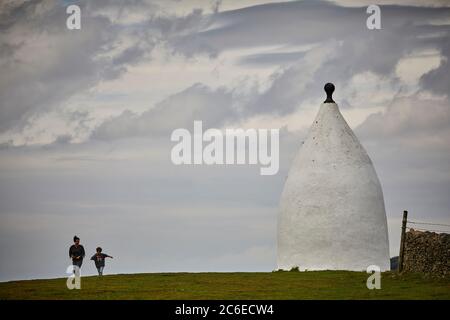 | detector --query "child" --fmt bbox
[90,247,113,276]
